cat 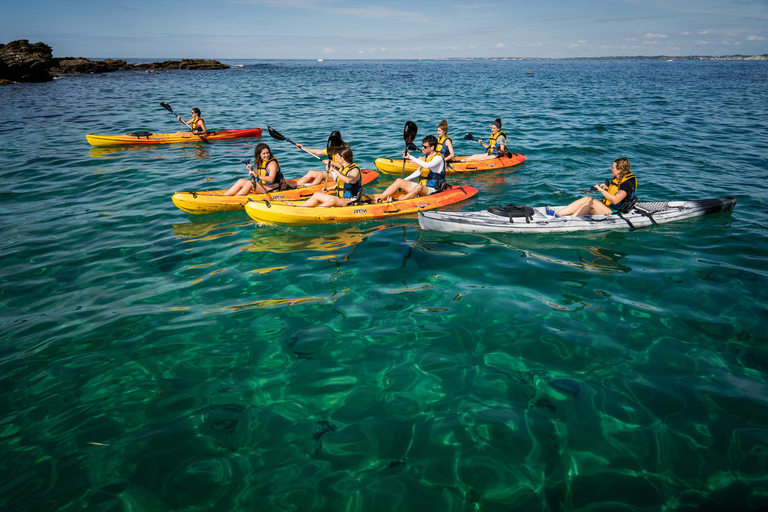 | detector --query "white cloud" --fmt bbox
[626,37,638,41]
[380,47,387,52]
[642,40,659,45]
[578,40,587,44]
[643,33,668,39]
[682,32,690,36]
[496,43,507,48]
[698,30,710,35]
[722,41,742,45]
[469,45,476,49]
[697,41,710,45]
[323,47,334,54]
[747,35,766,41]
